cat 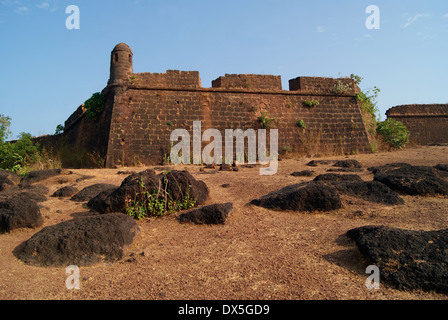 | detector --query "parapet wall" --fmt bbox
[134,70,201,89]
[289,77,358,95]
[386,104,448,145]
[212,74,282,91]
